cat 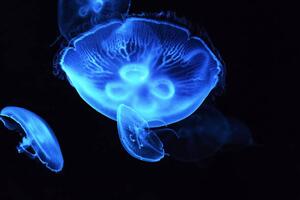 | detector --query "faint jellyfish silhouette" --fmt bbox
[0,106,64,172]
[58,0,131,40]
[158,105,232,162]
[225,118,254,149]
[59,16,223,128]
[117,104,164,162]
